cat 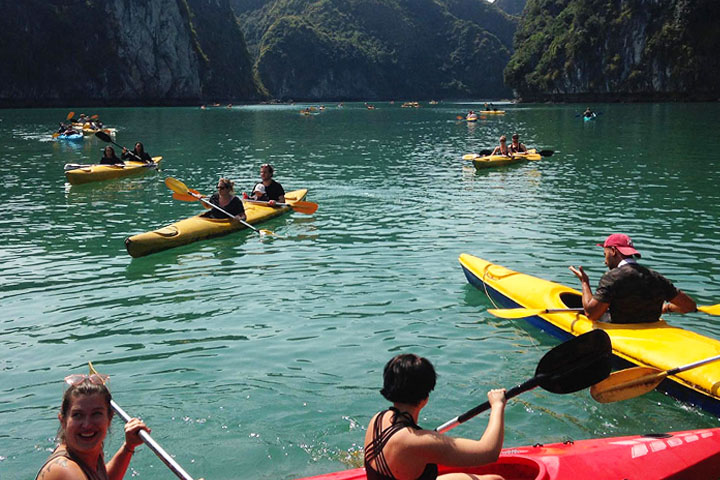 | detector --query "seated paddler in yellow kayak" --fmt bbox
[569,233,697,323]
[243,163,286,206]
[99,146,124,166]
[489,135,511,157]
[202,178,247,223]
